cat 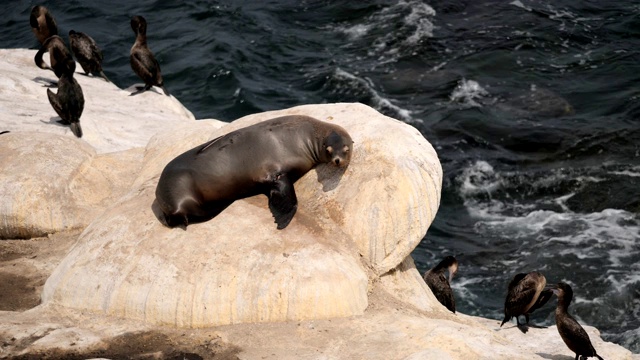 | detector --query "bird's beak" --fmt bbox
[544,285,559,295]
[448,264,458,283]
